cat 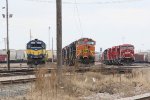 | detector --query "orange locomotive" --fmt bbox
[62,38,96,66]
